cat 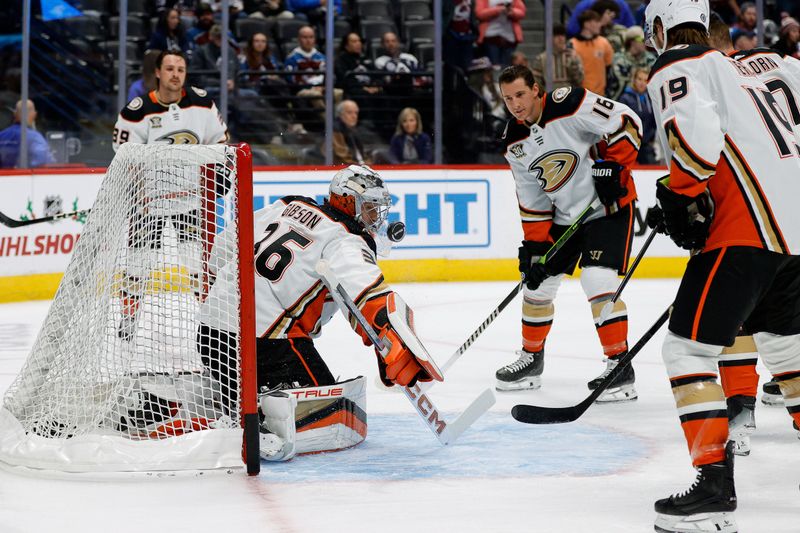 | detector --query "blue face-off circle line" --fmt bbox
[259,412,648,483]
